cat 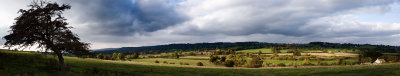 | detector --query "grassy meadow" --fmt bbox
[1,50,400,76]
